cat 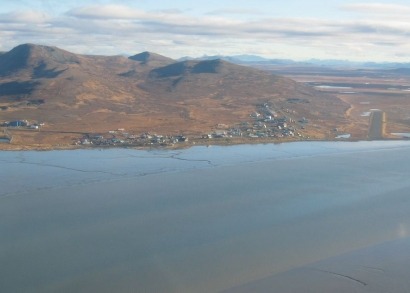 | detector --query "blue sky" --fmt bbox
[1,0,410,61]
